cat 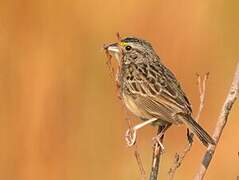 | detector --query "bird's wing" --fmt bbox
[123,62,192,116]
